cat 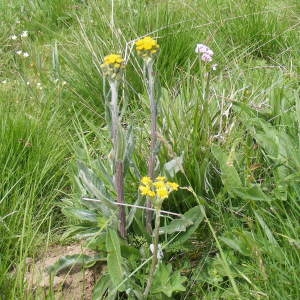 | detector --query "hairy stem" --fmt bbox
[116,160,126,237]
[109,80,126,238]
[146,61,157,233]
[143,208,160,298]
